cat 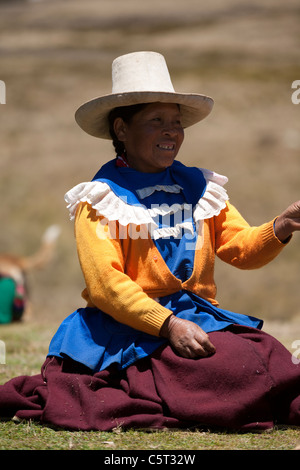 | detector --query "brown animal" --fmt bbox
[0,225,60,323]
